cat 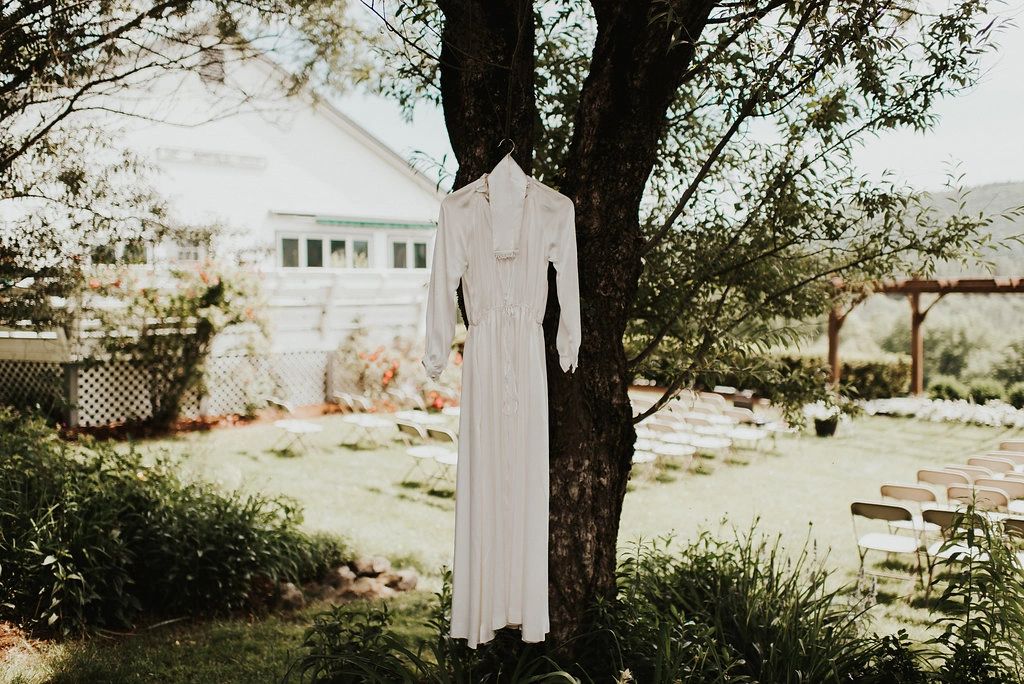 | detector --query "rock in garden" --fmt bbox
[383,568,418,591]
[395,568,418,591]
[326,565,357,589]
[278,581,306,610]
[350,556,376,576]
[370,555,392,574]
[302,581,329,600]
[348,576,396,599]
